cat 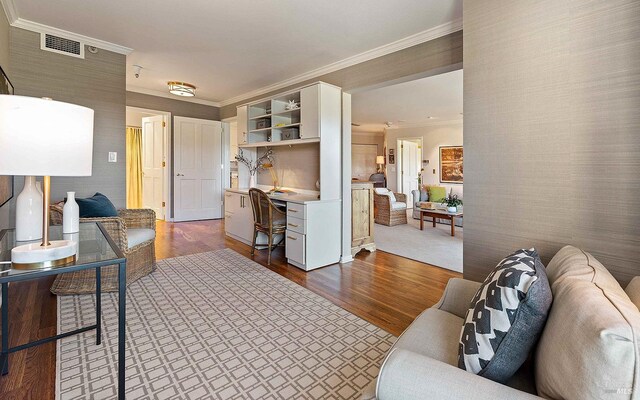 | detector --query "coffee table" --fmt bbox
[419,208,463,237]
